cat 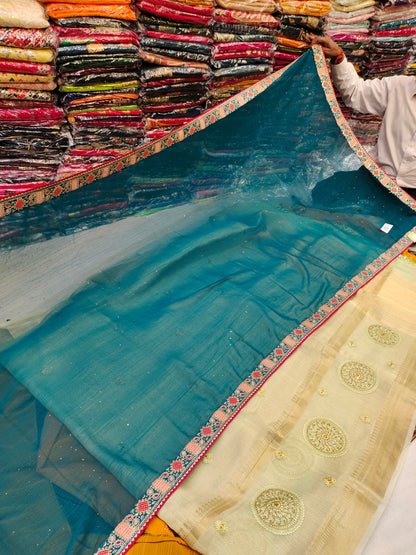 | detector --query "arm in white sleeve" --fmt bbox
[331,58,389,116]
